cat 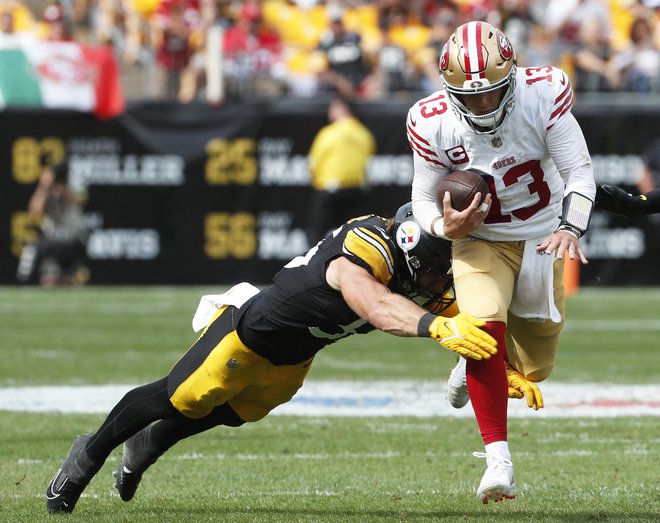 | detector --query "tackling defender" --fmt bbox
[46,203,499,514]
[407,21,596,503]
